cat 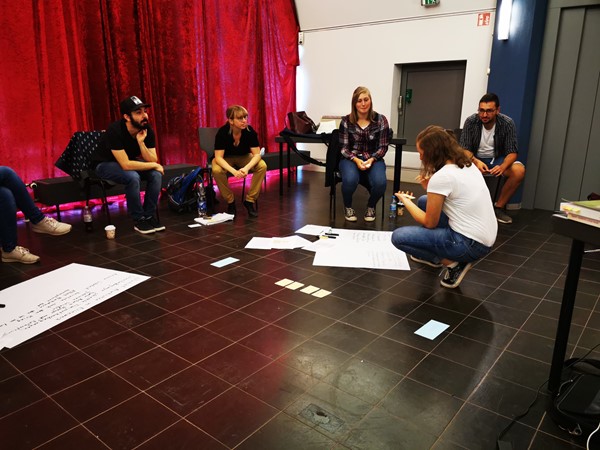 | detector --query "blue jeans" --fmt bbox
[339,158,386,208]
[391,195,491,264]
[0,166,45,252]
[95,162,162,221]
